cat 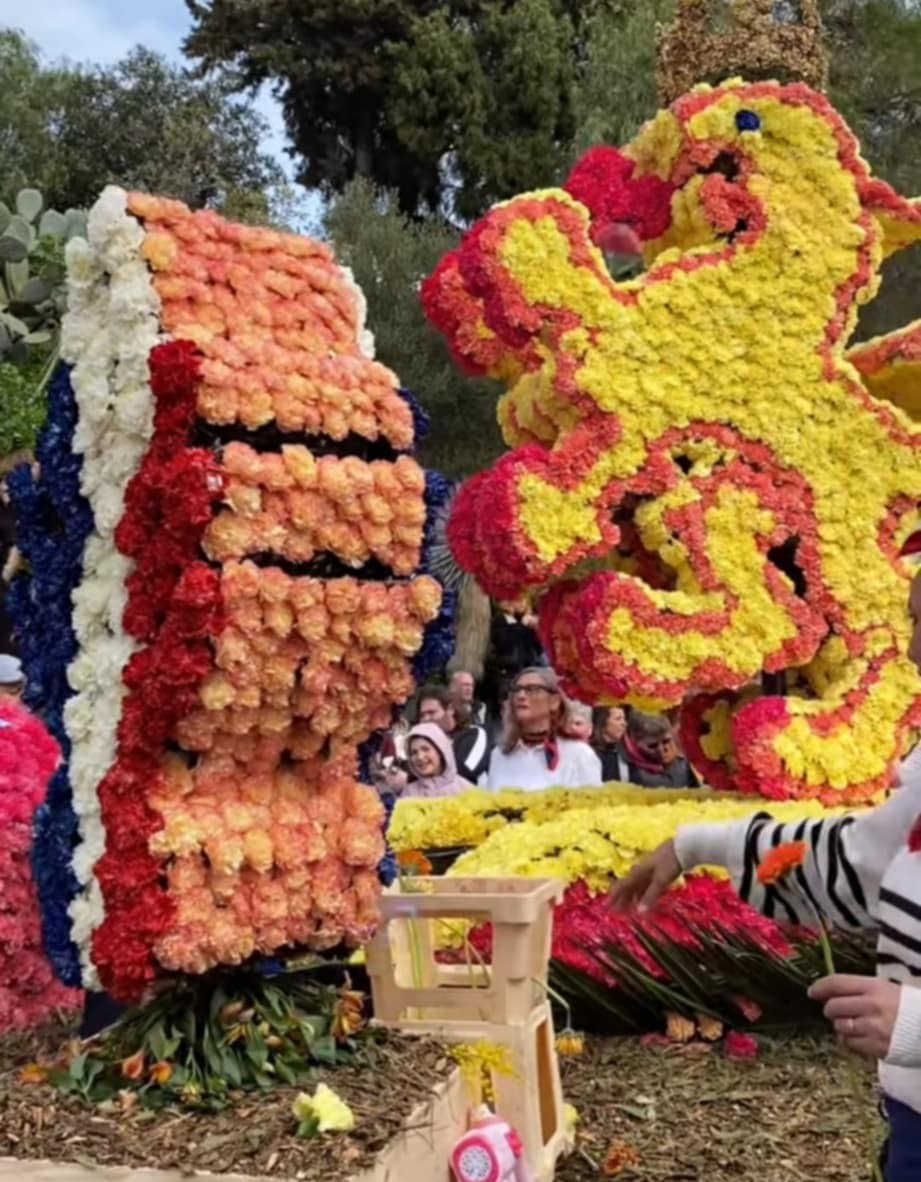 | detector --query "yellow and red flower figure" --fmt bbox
[424,79,921,805]
[53,189,441,999]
